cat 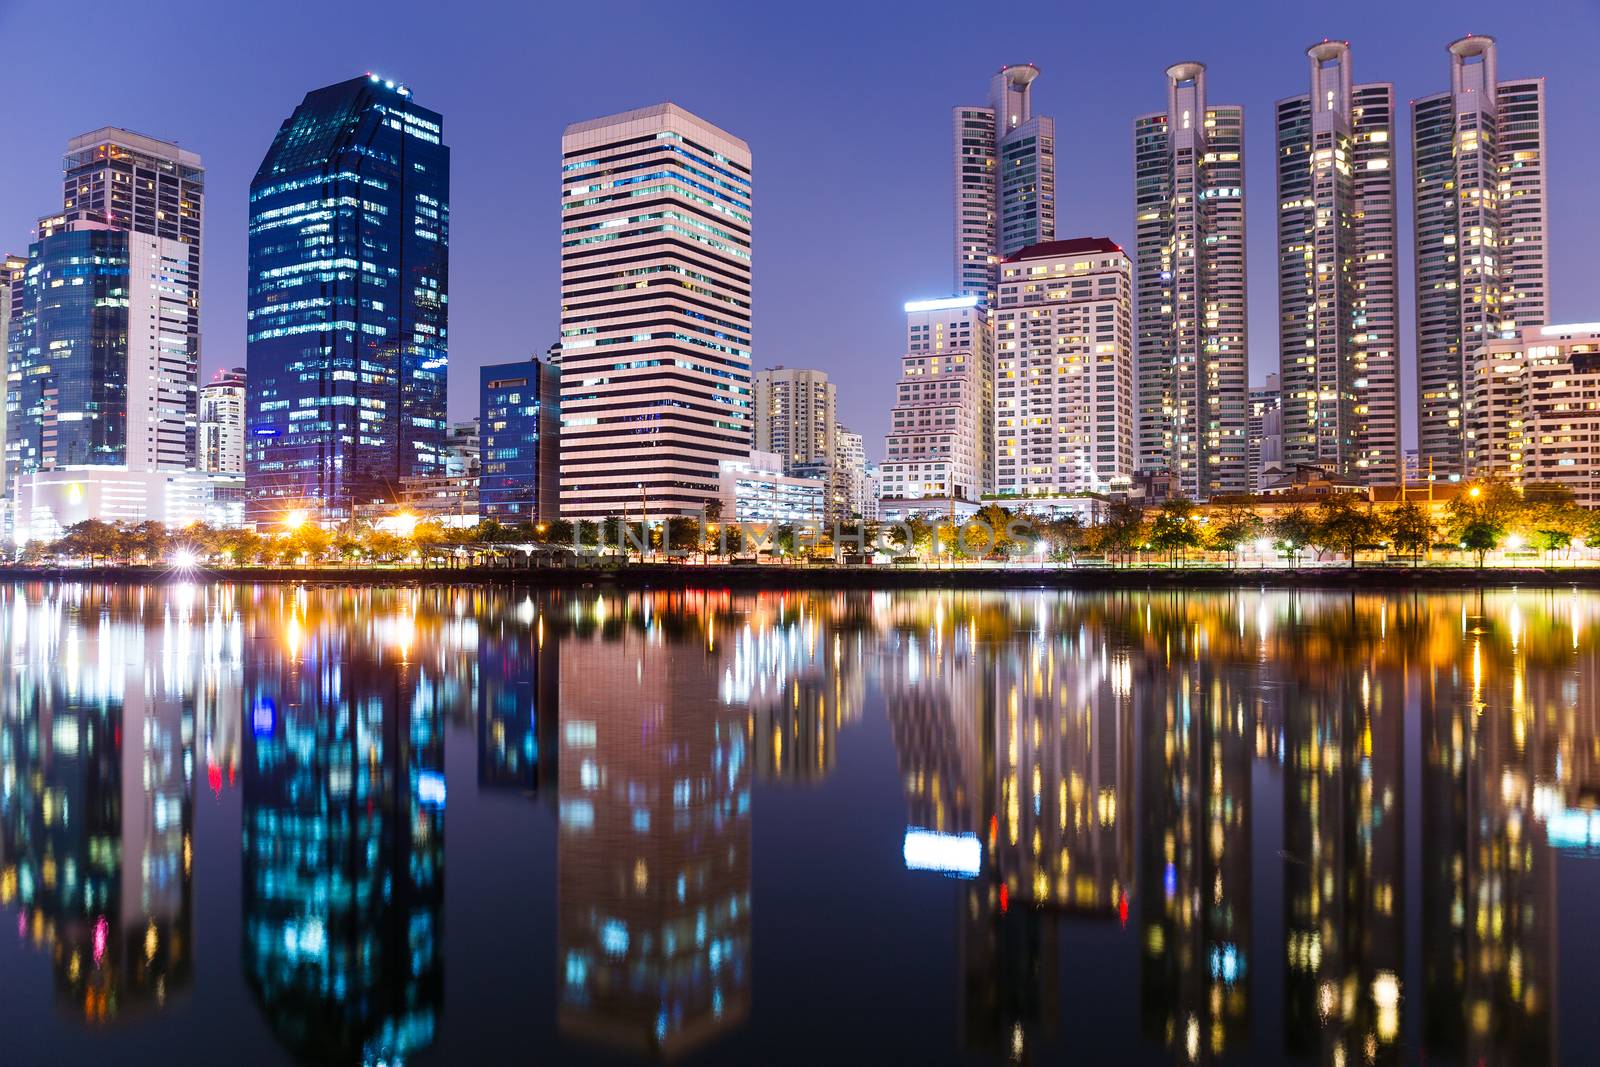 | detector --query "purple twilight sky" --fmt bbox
[1,0,1596,459]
